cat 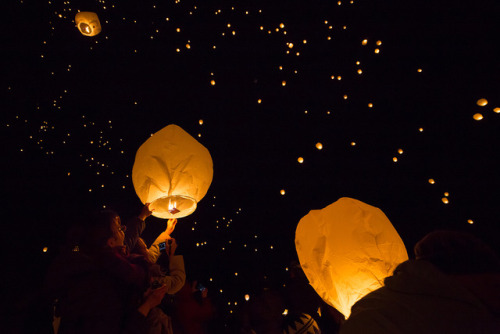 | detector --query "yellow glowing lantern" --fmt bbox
[494,108,500,113]
[473,113,483,121]
[468,219,474,224]
[368,103,373,108]
[282,80,287,86]
[199,119,203,125]
[295,197,408,318]
[376,40,382,45]
[132,124,213,219]
[280,189,286,195]
[75,12,102,37]
[476,98,488,106]
[245,294,250,301]
[428,178,435,184]
[398,148,403,154]
[361,39,368,45]
[210,80,216,86]
[442,197,449,204]
[316,142,323,150]
[298,157,304,163]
